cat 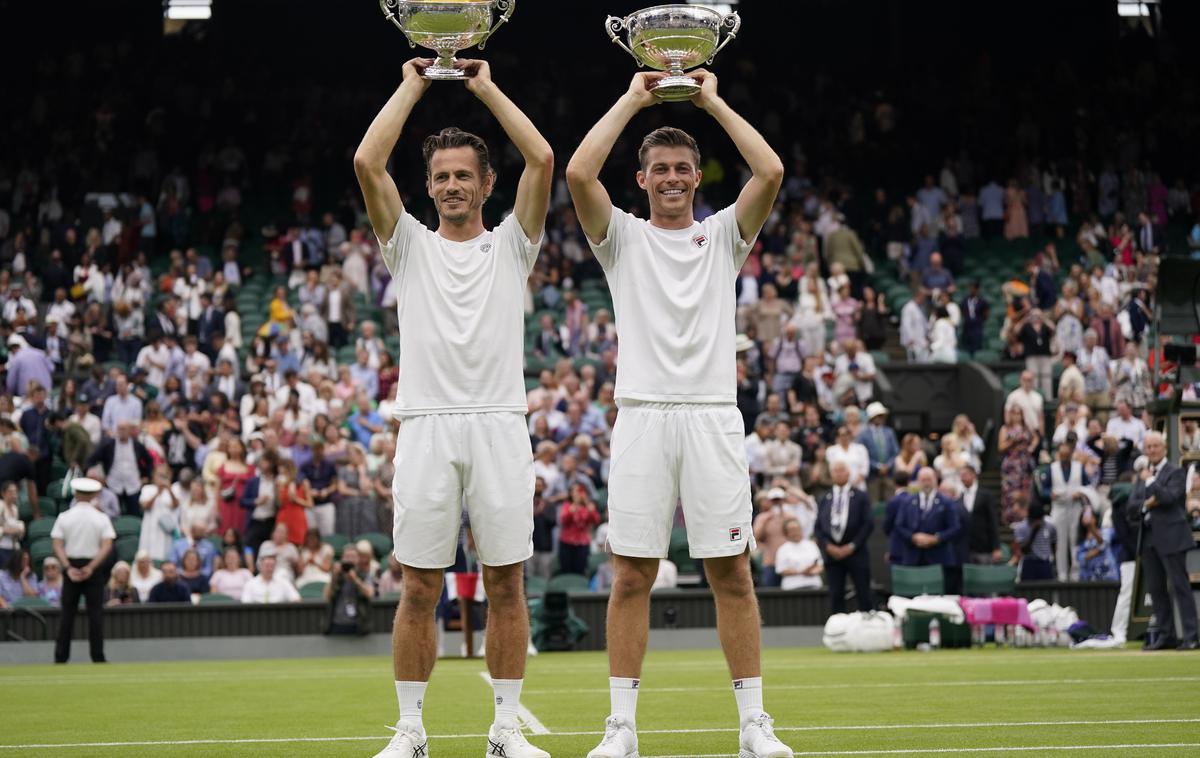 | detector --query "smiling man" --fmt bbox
[354,57,553,758]
[566,71,791,758]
